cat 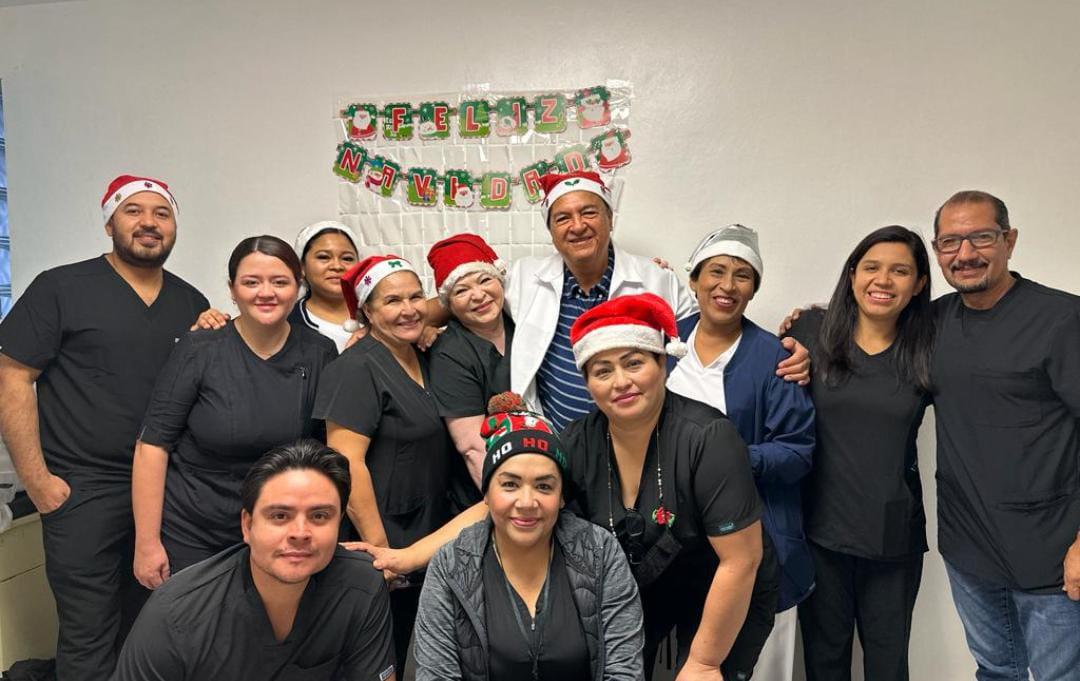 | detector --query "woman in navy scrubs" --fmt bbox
[132,235,336,584]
